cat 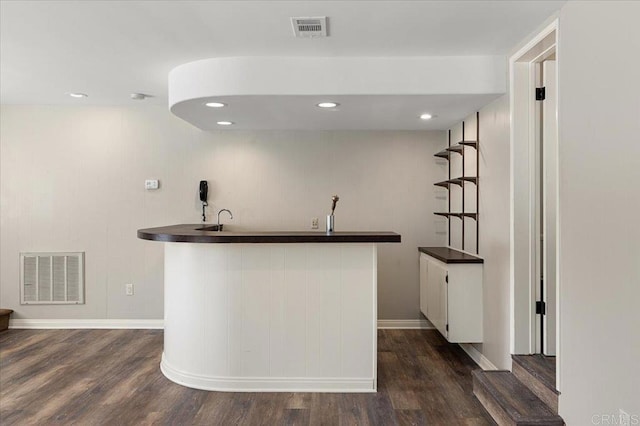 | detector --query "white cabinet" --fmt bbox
[419,248,483,343]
